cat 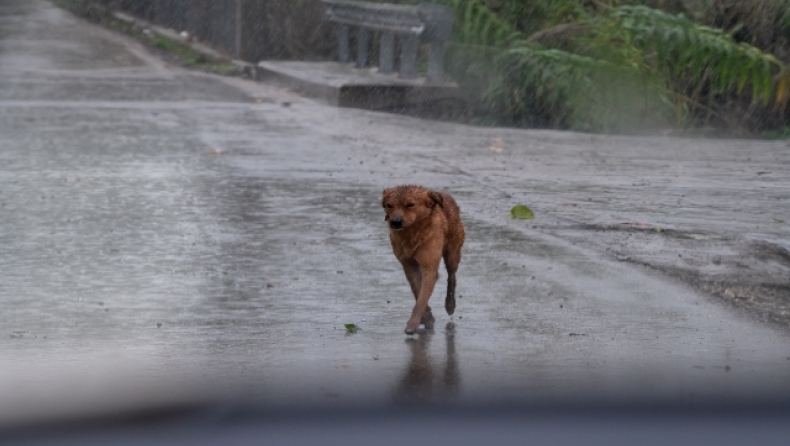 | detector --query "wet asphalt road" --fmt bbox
[2,0,790,425]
